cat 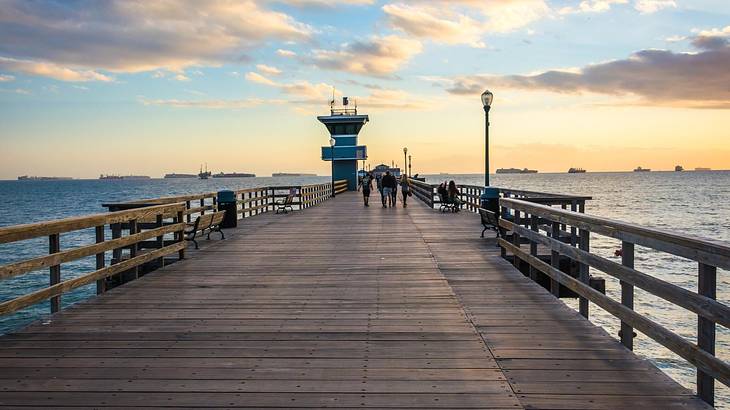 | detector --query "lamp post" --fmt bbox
[408,154,412,177]
[480,90,498,209]
[330,137,336,198]
[403,147,408,178]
